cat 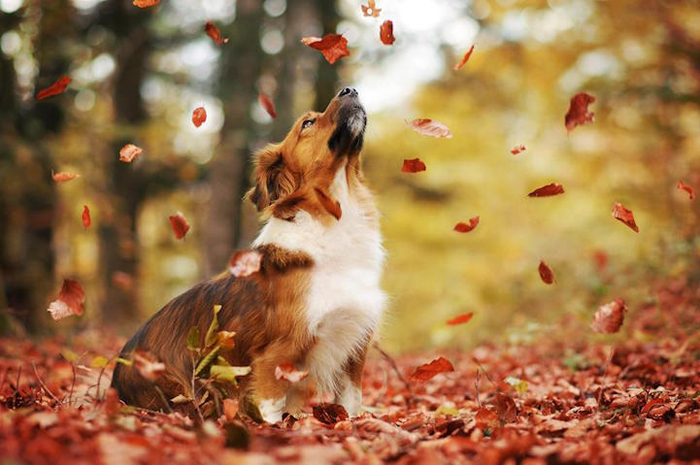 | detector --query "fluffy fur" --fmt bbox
[111,87,386,422]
